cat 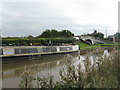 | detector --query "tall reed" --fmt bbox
[19,47,120,88]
